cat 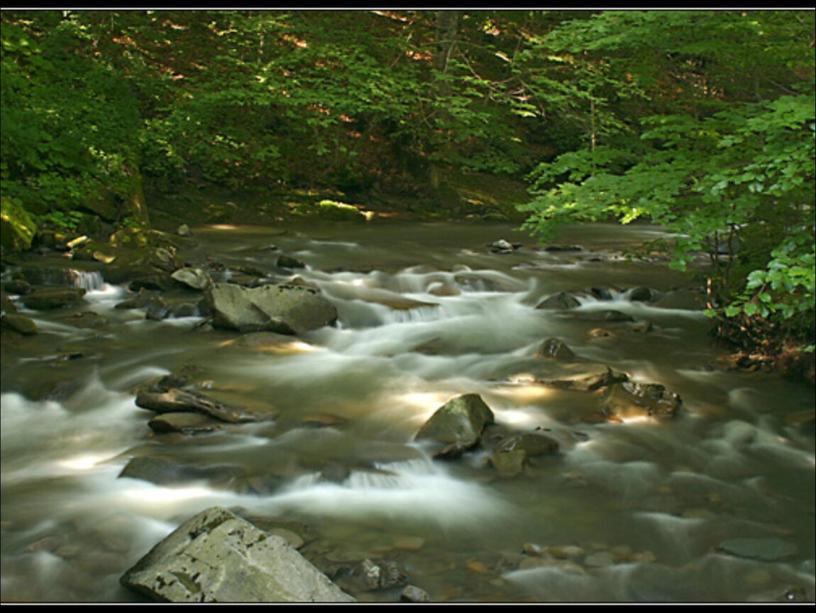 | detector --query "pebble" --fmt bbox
[466,560,490,574]
[522,543,544,557]
[400,585,431,603]
[393,536,425,551]
[631,550,656,564]
[584,552,615,567]
[548,545,584,560]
